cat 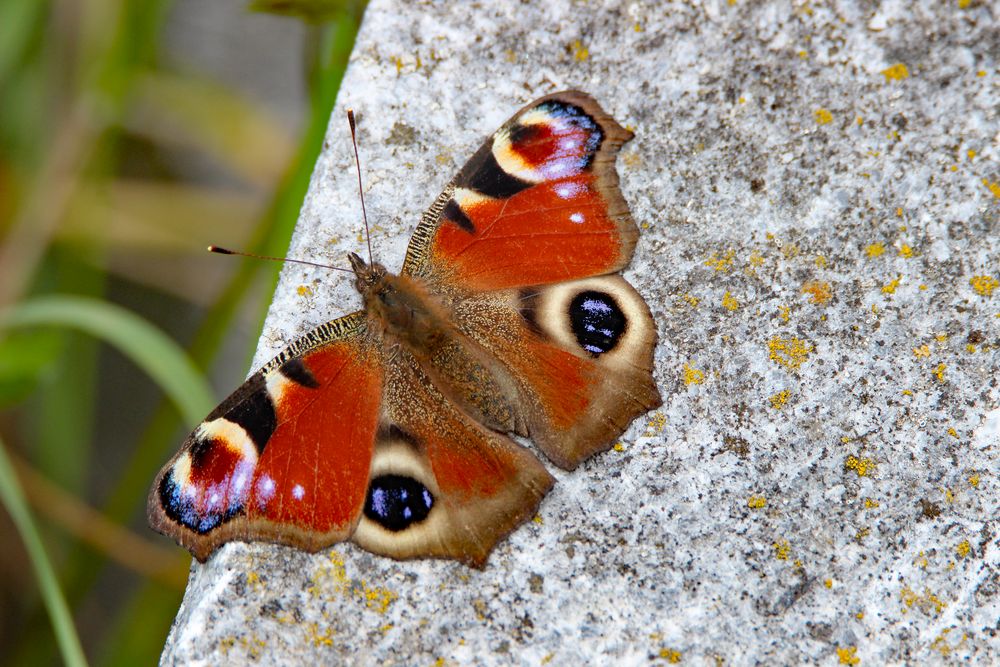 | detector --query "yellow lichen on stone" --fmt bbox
[882,276,901,294]
[748,251,765,267]
[244,635,267,659]
[947,427,959,438]
[969,474,980,487]
[814,108,833,124]
[747,495,767,509]
[931,629,969,657]
[646,411,666,435]
[898,244,915,258]
[571,40,589,61]
[865,242,885,257]
[845,455,875,477]
[864,497,879,509]
[902,389,913,396]
[912,345,930,357]
[683,293,700,308]
[965,343,976,353]
[722,291,740,311]
[307,622,334,647]
[297,285,313,296]
[955,540,971,558]
[613,442,626,452]
[533,515,544,524]
[824,579,833,588]
[773,539,791,560]
[705,249,736,272]
[933,363,947,382]
[658,648,682,663]
[362,581,398,613]
[802,280,832,304]
[970,275,998,296]
[769,390,790,410]
[683,363,705,386]
[900,585,947,615]
[881,63,910,81]
[768,337,813,370]
[982,179,1000,198]
[310,552,397,614]
[836,646,860,665]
